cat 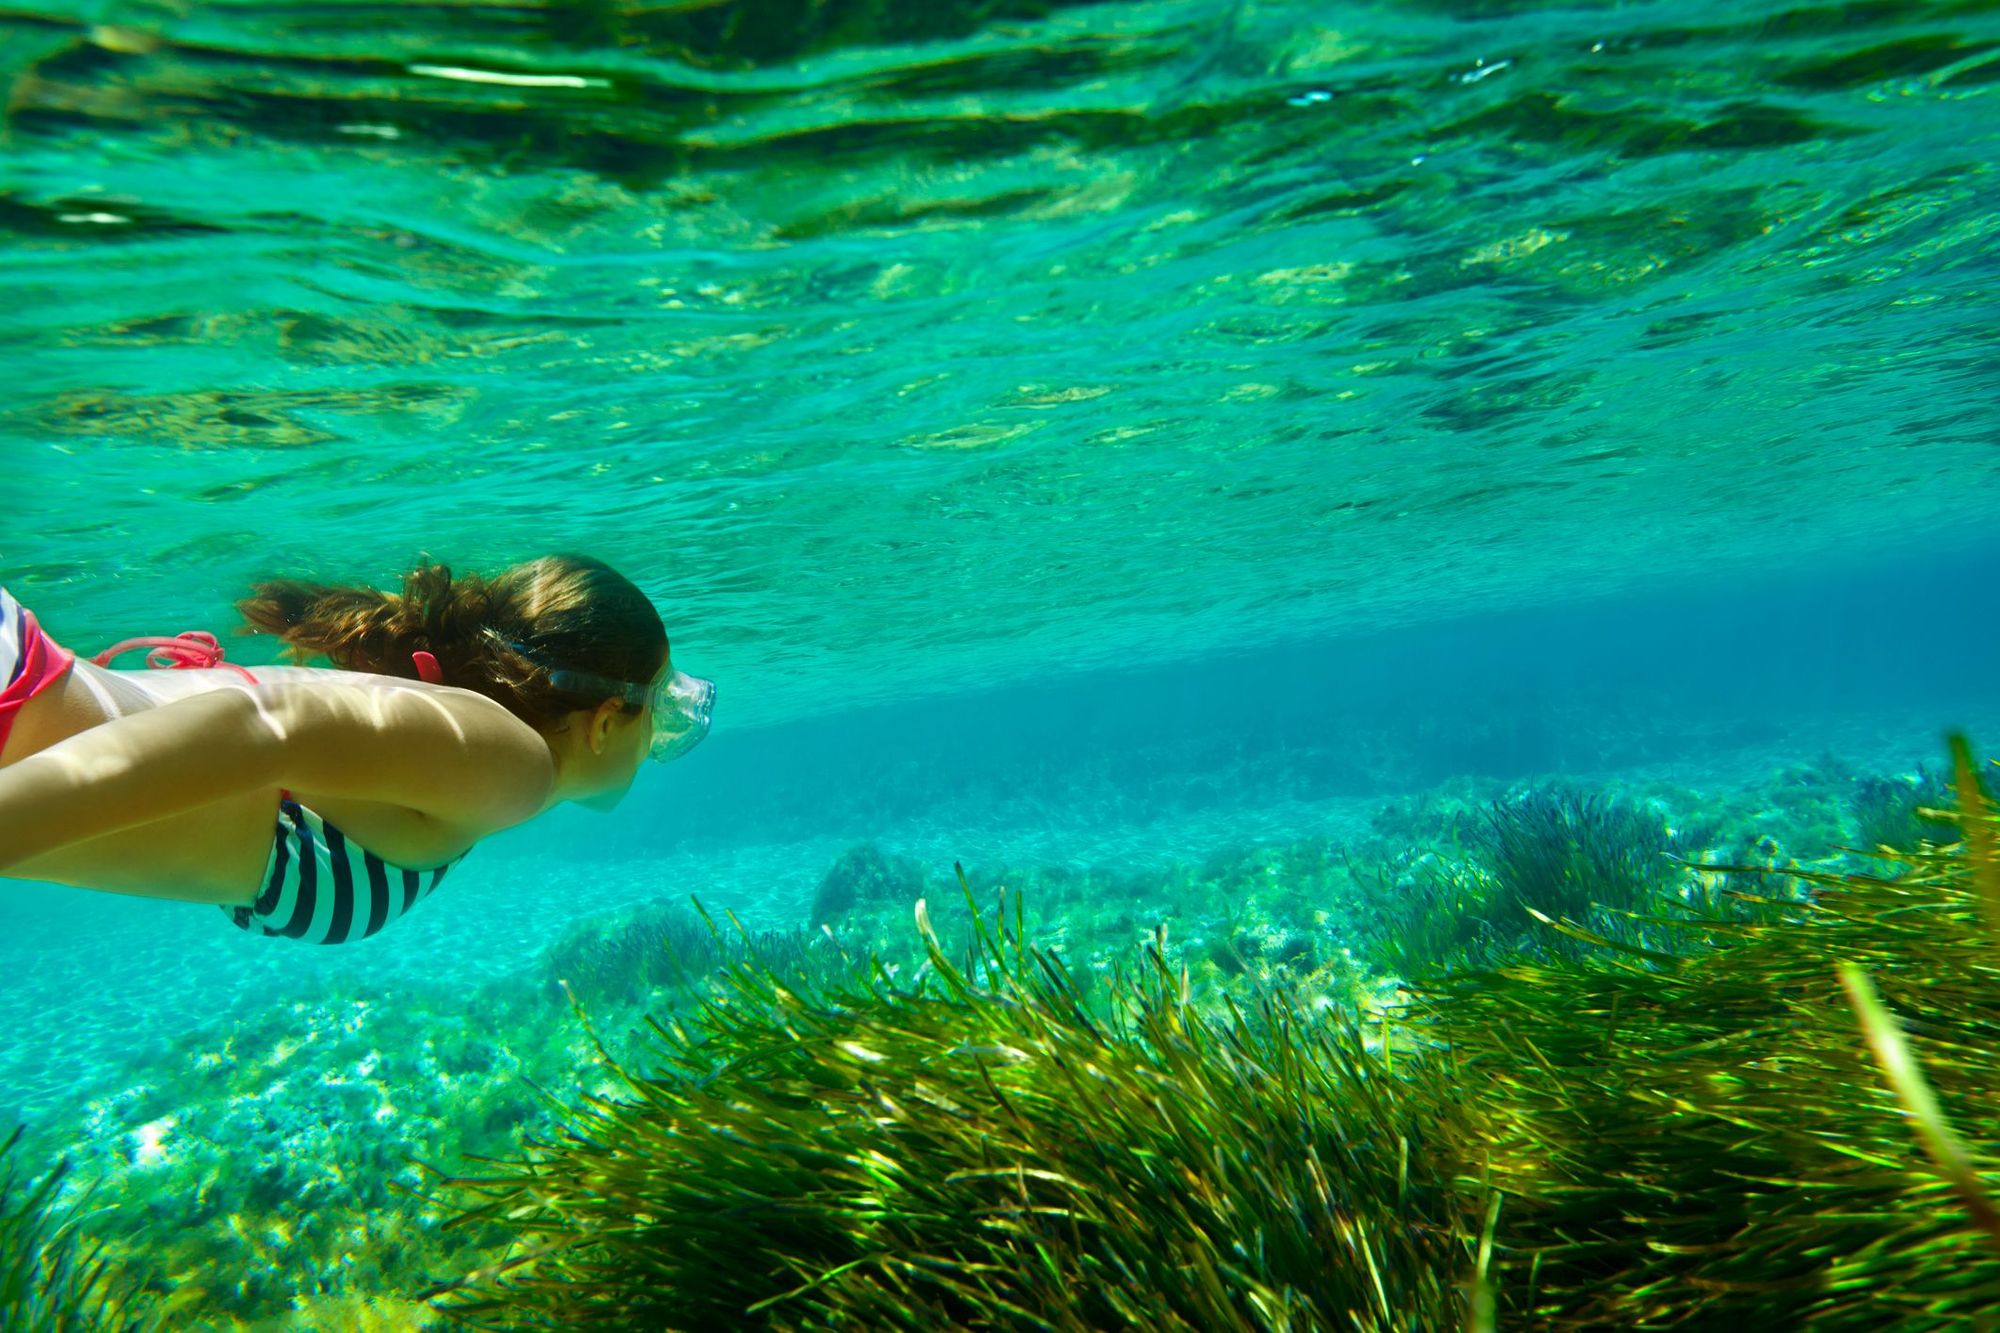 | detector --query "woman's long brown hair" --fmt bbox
[235,554,667,730]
